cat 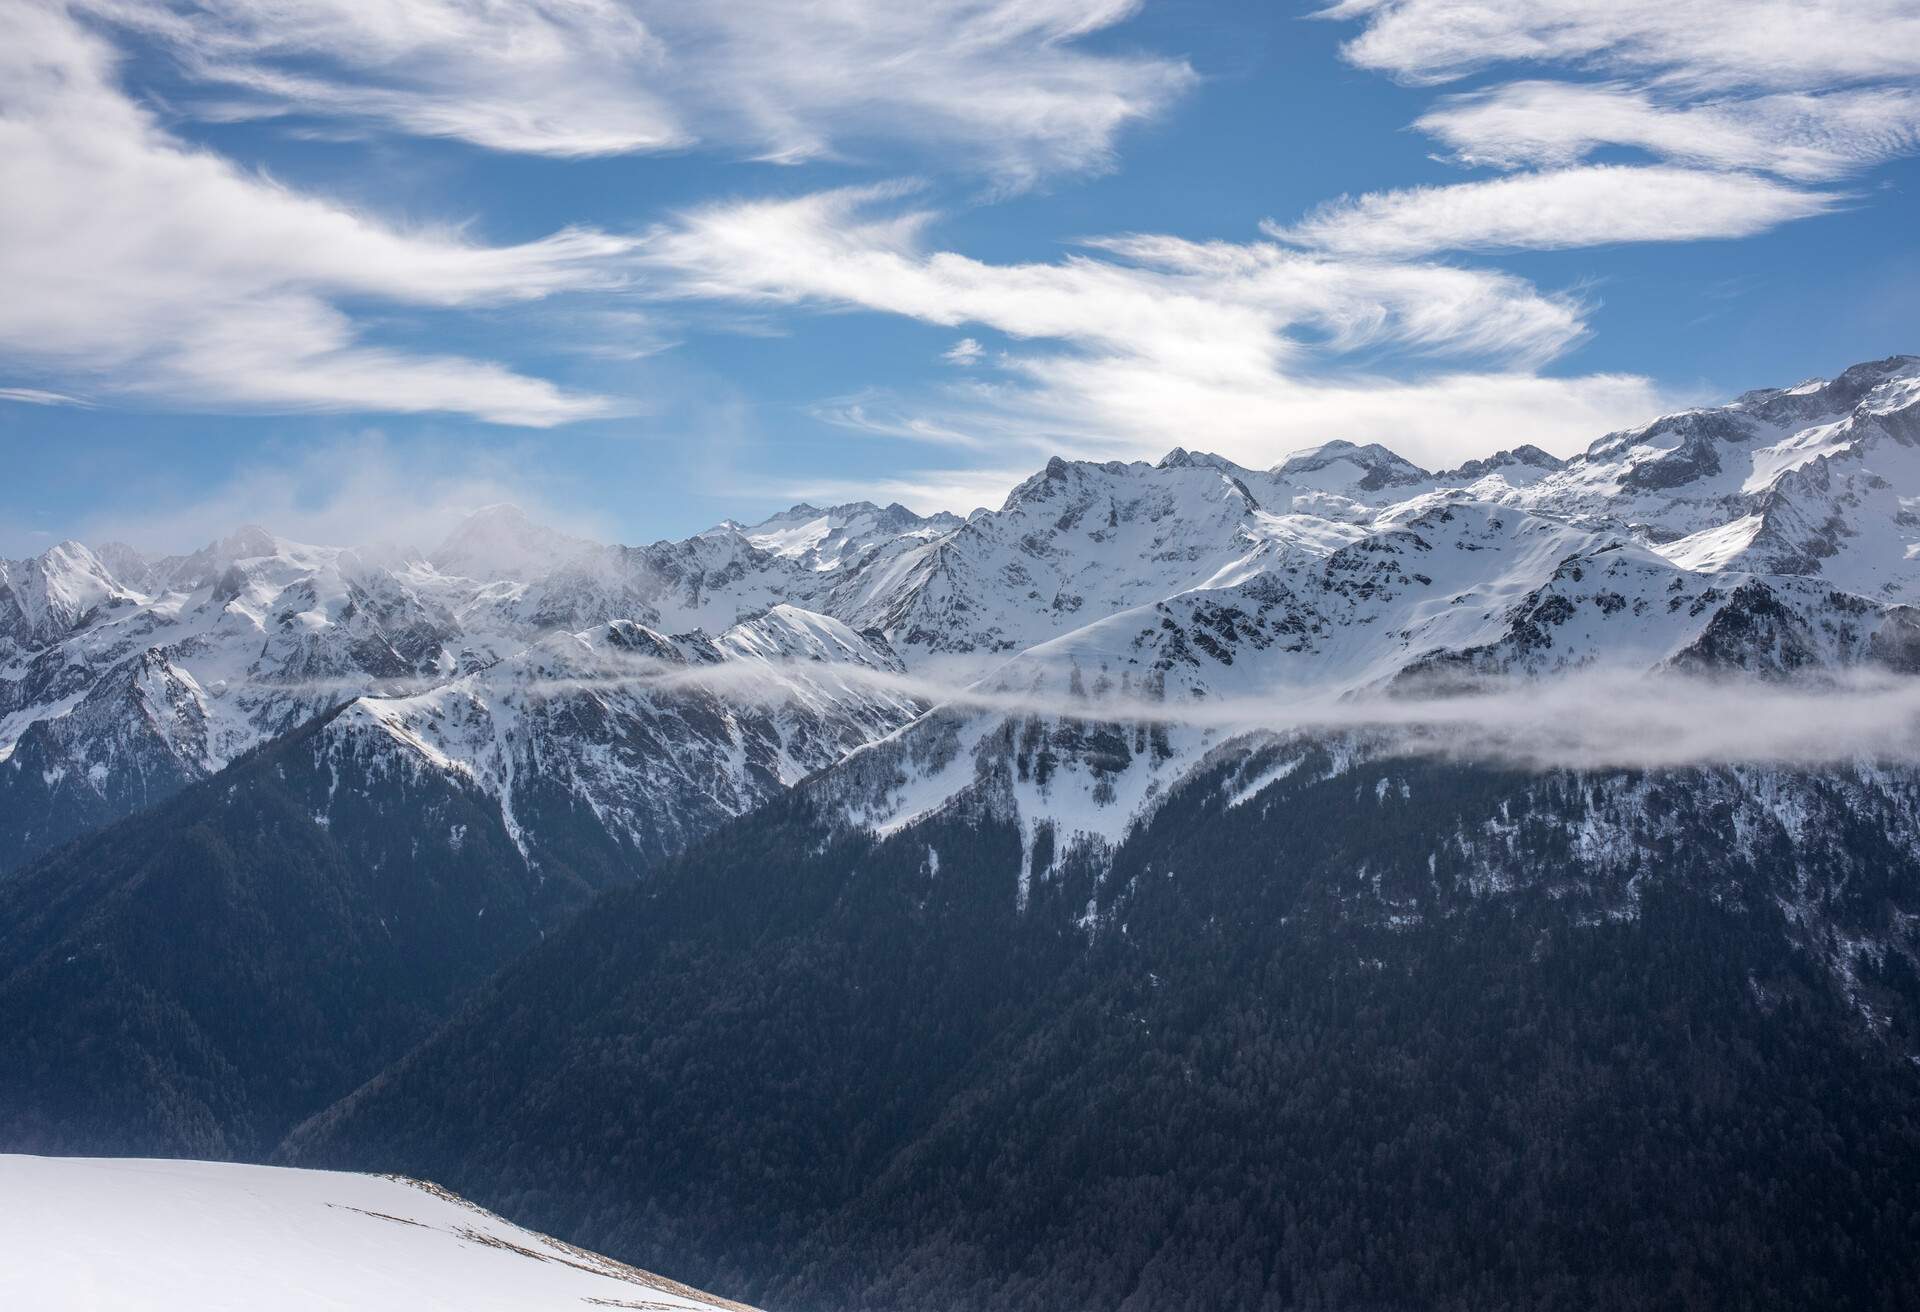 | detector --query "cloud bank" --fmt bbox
[74,432,613,555]
[333,652,1920,774]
